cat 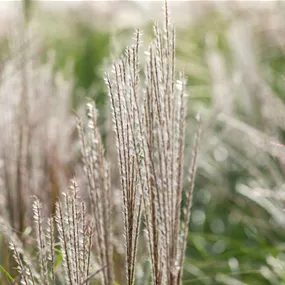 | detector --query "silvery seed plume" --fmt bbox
[105,1,200,284]
[77,102,114,285]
